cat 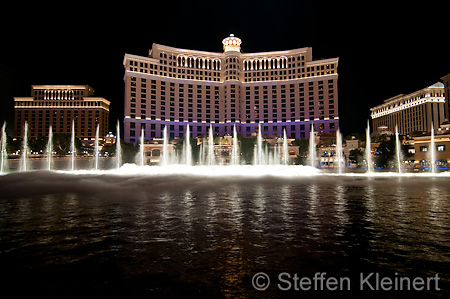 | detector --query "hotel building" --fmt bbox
[14,85,110,145]
[370,82,445,135]
[412,133,450,169]
[123,34,339,144]
[441,73,450,119]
